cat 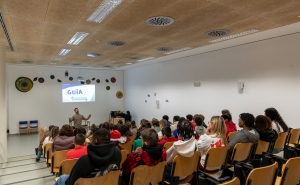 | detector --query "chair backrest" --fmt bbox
[172,151,201,177]
[255,140,270,155]
[45,143,53,164]
[19,121,28,128]
[74,170,121,185]
[279,157,300,185]
[29,120,38,128]
[287,128,300,145]
[273,132,288,149]
[59,159,78,175]
[227,132,236,142]
[219,177,240,185]
[53,150,68,169]
[120,149,129,167]
[245,162,278,185]
[129,161,167,185]
[205,146,229,169]
[163,142,174,151]
[119,141,133,152]
[231,143,253,162]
